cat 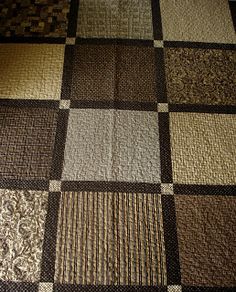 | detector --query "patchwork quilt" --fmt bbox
[0,1,235,291]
